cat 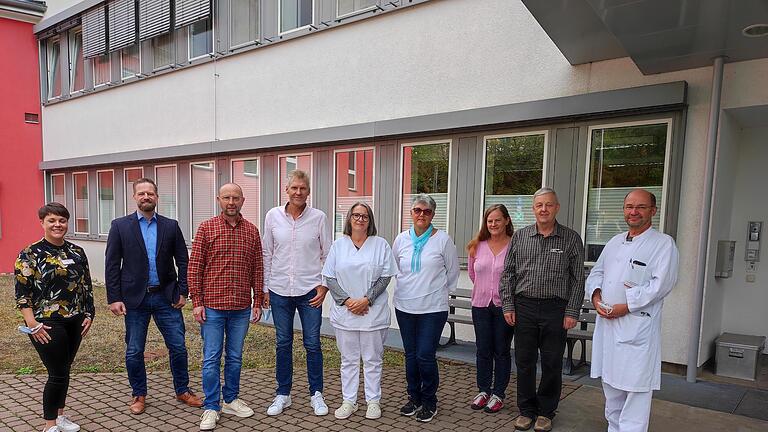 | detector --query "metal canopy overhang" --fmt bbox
[522,0,768,75]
